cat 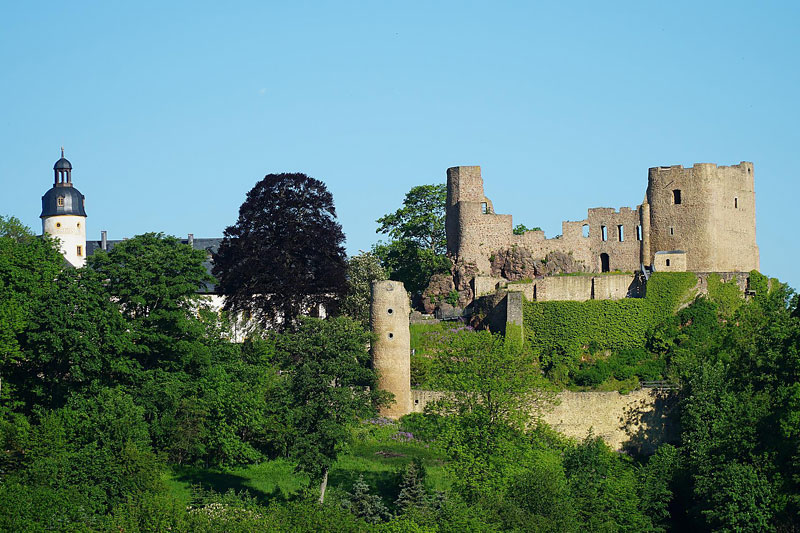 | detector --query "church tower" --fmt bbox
[41,148,87,267]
